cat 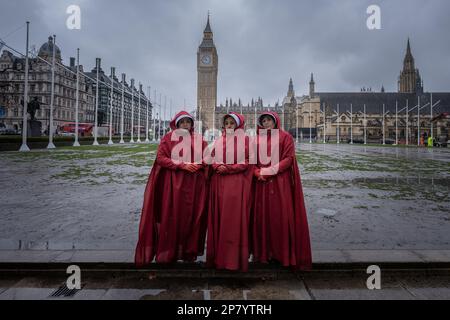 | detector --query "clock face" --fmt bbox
[201,55,212,65]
